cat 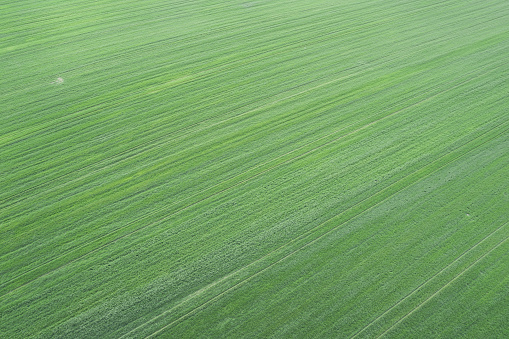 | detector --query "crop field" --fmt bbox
[1,0,509,337]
